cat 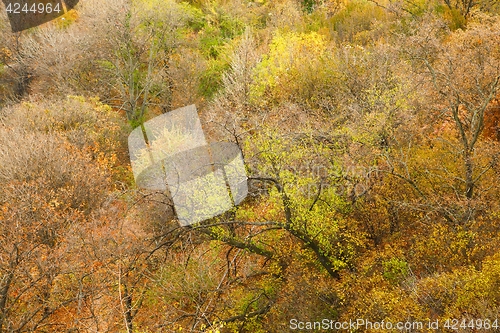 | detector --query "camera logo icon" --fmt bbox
[128,105,248,226]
